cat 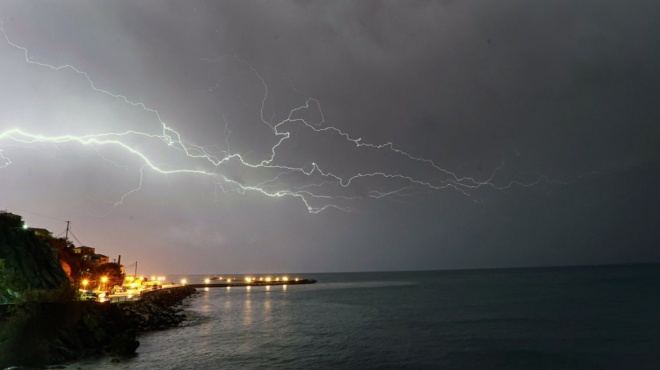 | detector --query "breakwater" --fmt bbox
[120,285,198,331]
[189,278,317,288]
